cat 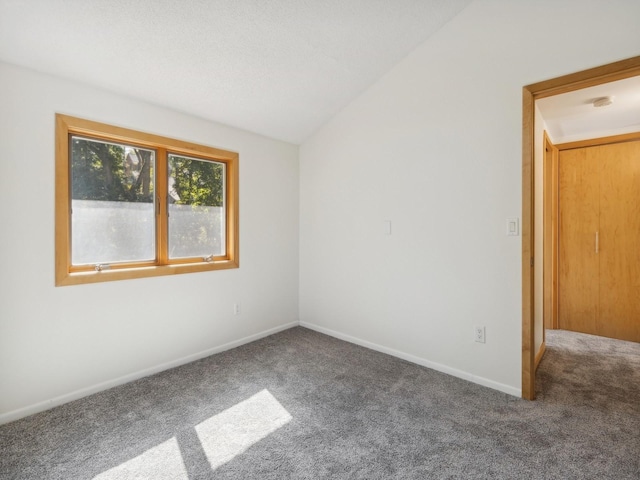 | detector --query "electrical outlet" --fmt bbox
[475,326,486,343]
[233,303,240,315]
